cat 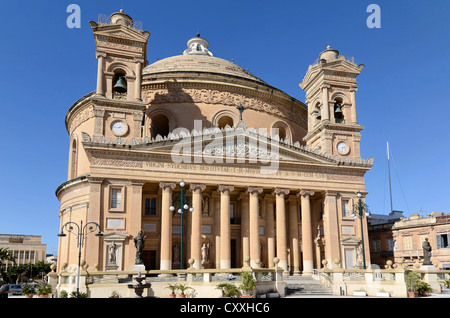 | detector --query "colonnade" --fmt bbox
[158,182,317,275]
